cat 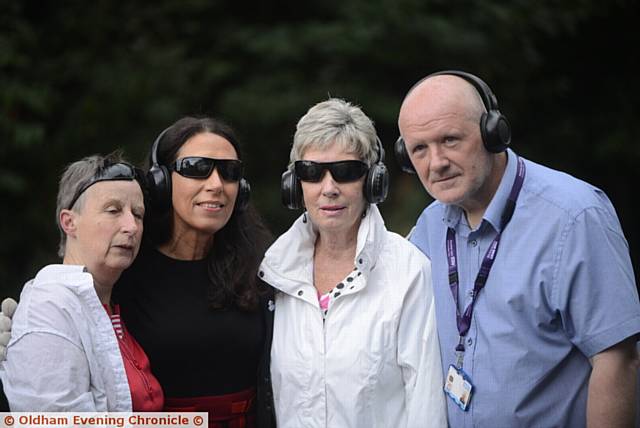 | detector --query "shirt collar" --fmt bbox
[443,203,464,229]
[442,148,518,233]
[483,148,518,232]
